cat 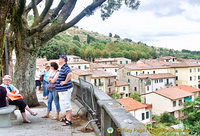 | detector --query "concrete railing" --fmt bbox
[72,80,151,136]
